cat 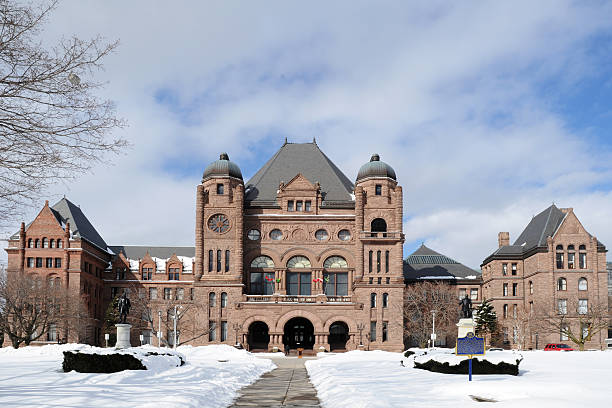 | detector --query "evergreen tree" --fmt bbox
[102,296,120,345]
[474,299,498,337]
